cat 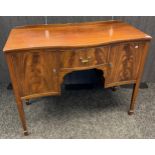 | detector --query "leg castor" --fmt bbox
[128,110,134,115]
[23,130,29,136]
[25,99,31,105]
